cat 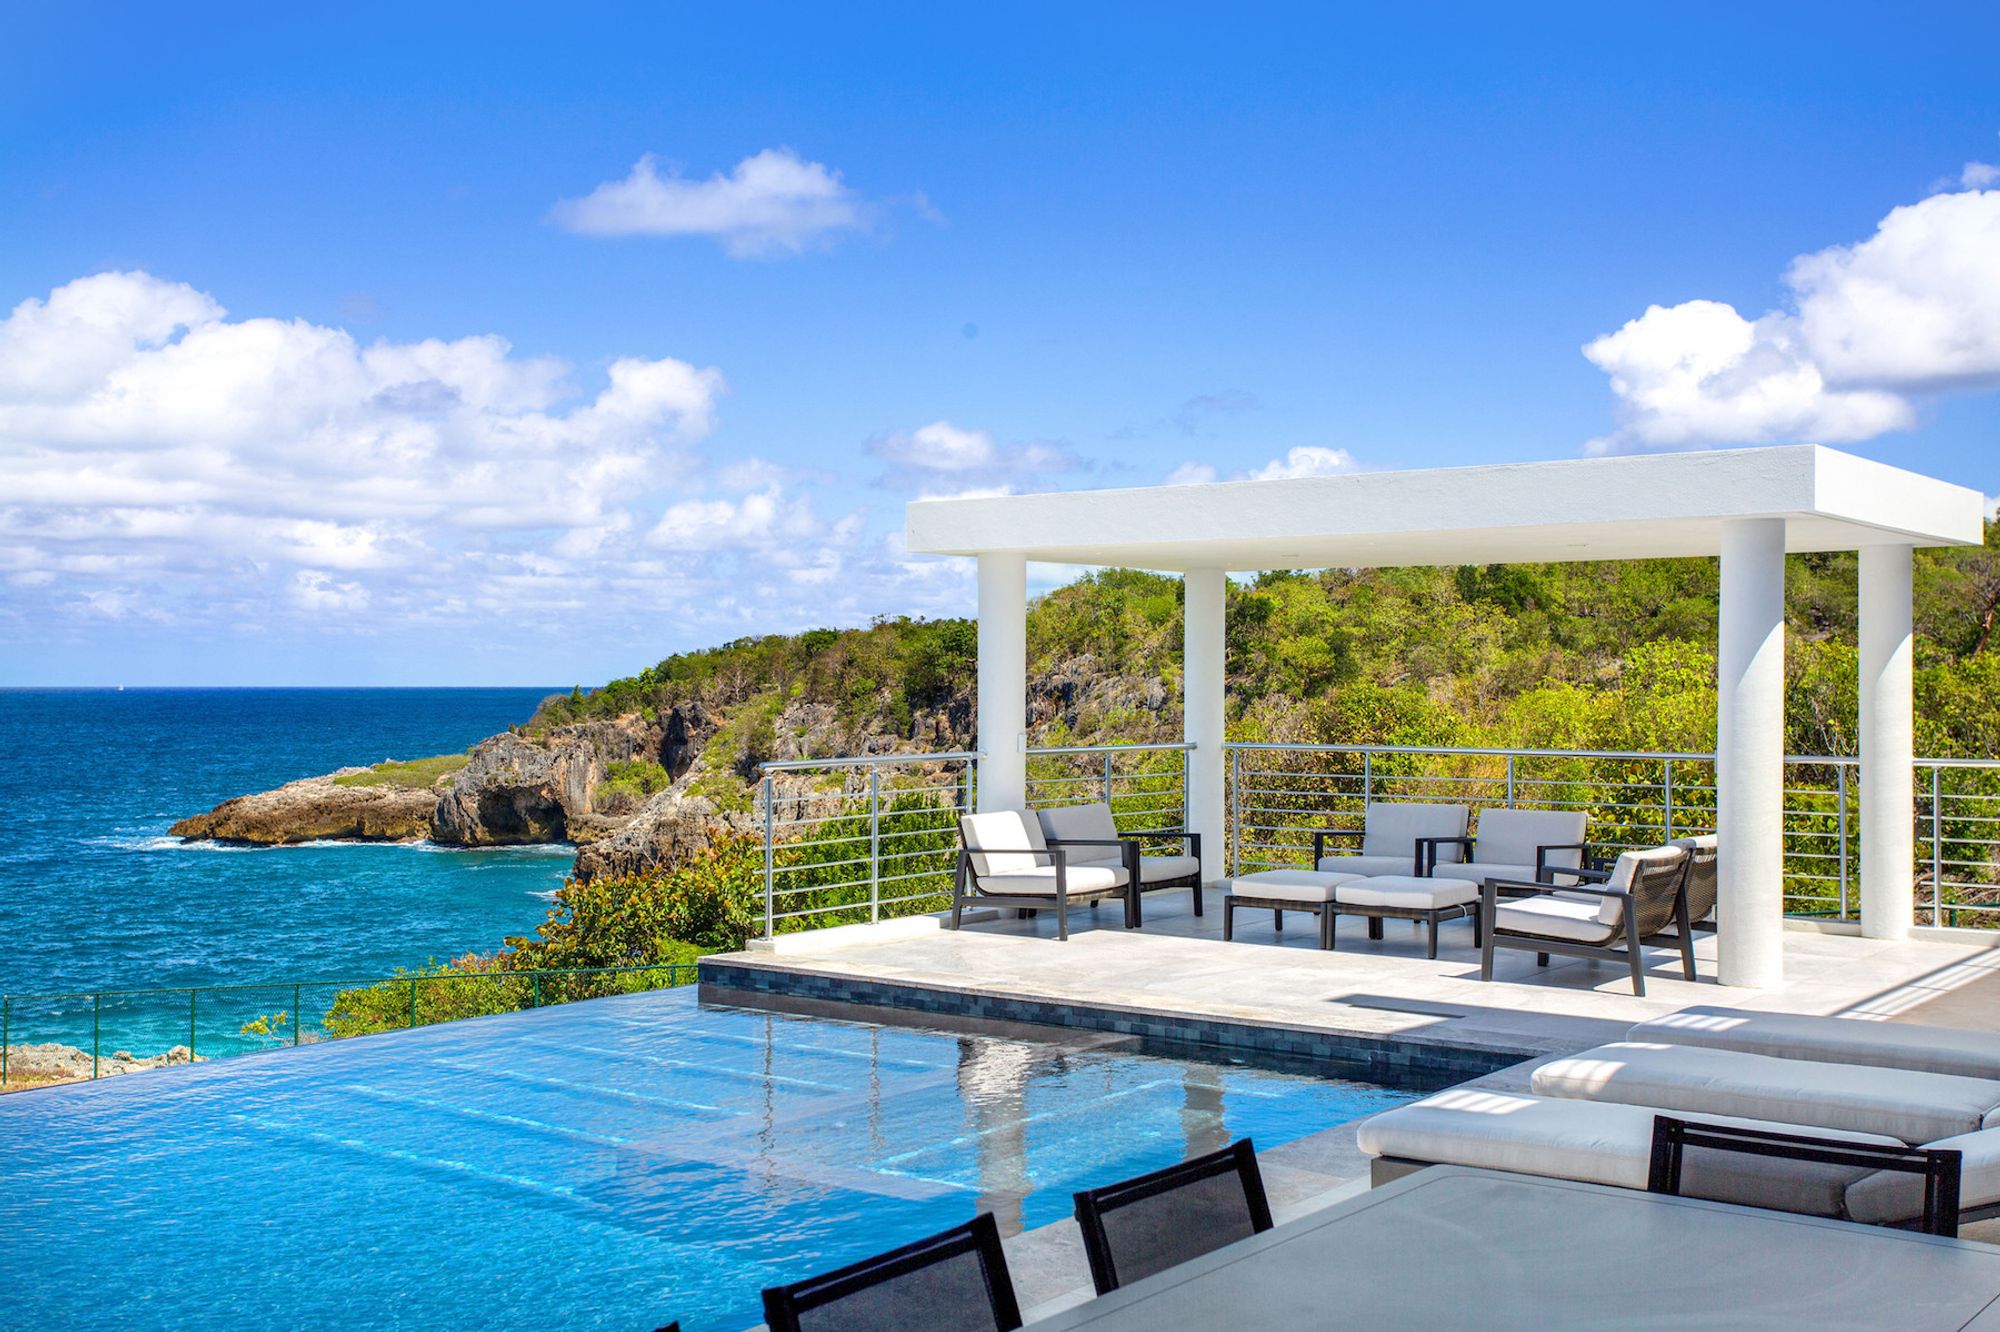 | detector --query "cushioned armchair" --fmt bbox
[1037,802,1203,923]
[952,810,1135,940]
[1417,807,1588,885]
[1478,844,1693,995]
[1312,802,1469,878]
